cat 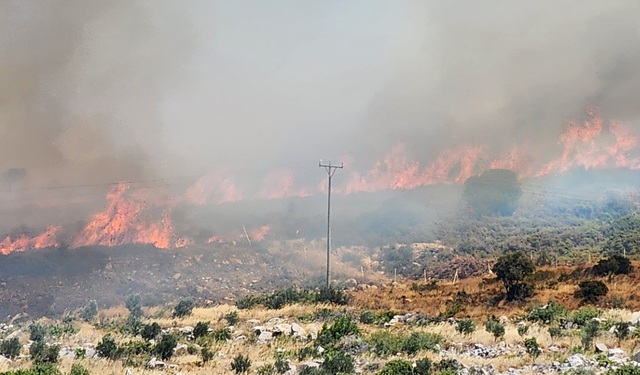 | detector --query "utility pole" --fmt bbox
[319,160,343,288]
